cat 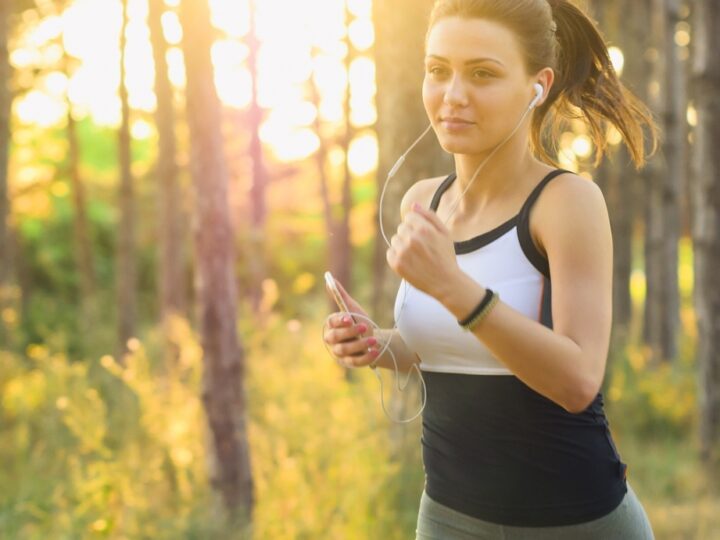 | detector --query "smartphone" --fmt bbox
[324,271,357,324]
